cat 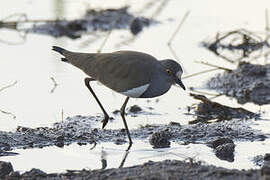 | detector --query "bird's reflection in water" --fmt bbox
[93,145,131,170]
